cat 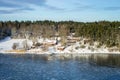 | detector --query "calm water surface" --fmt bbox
[0,53,120,80]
